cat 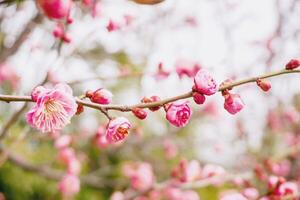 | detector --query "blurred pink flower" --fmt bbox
[37,0,72,20]
[67,158,81,175]
[110,191,125,200]
[107,20,121,32]
[172,159,201,183]
[58,174,80,196]
[123,162,154,191]
[242,188,259,200]
[94,125,110,148]
[55,135,72,149]
[163,139,178,159]
[220,193,247,200]
[223,93,244,115]
[277,182,298,196]
[26,83,76,133]
[166,100,192,128]
[175,61,200,79]
[58,147,76,164]
[194,69,218,96]
[201,164,226,179]
[106,117,131,143]
[164,187,199,200]
[0,63,20,89]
